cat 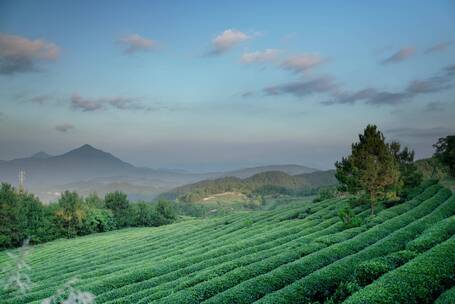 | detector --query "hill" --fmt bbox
[161,170,337,202]
[221,164,317,179]
[1,180,454,303]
